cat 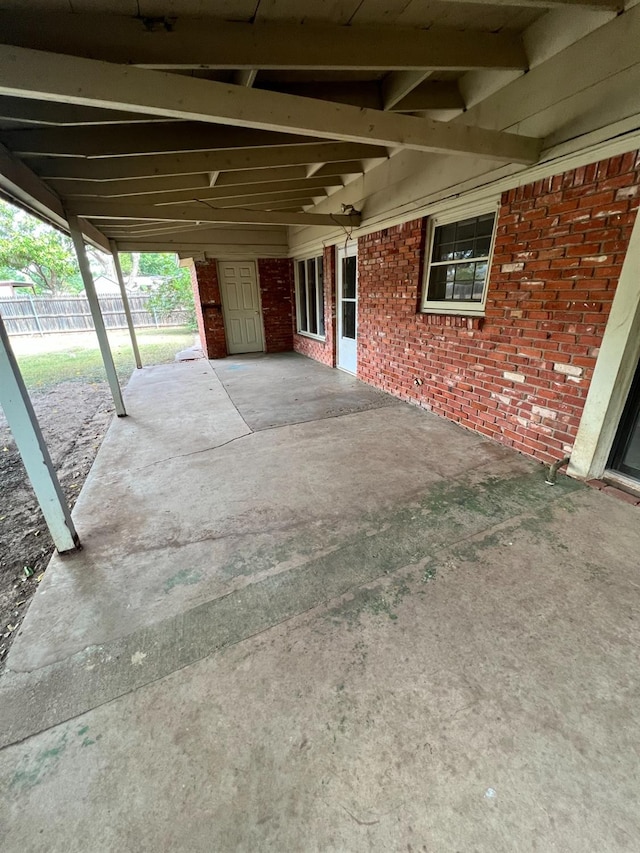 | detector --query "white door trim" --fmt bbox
[569,212,640,479]
[336,240,358,375]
